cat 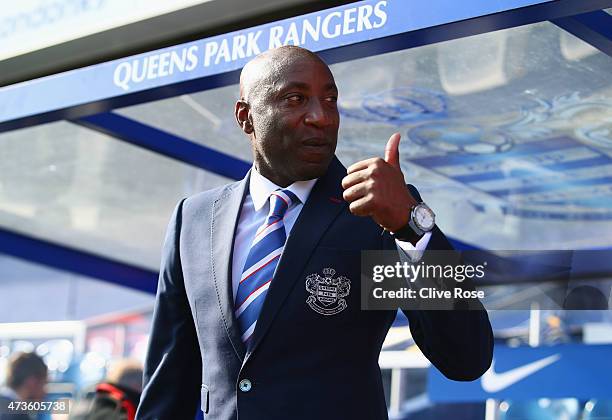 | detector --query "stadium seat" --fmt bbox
[500,400,557,420]
[583,400,612,420]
